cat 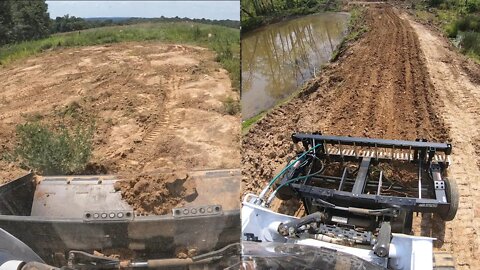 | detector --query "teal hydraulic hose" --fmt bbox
[258,143,323,200]
[266,162,325,205]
